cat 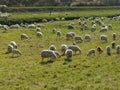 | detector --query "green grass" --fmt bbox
[0,18,120,90]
